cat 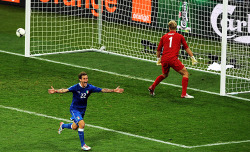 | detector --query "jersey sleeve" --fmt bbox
[181,35,189,50]
[157,37,164,52]
[90,85,102,93]
[67,84,78,92]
